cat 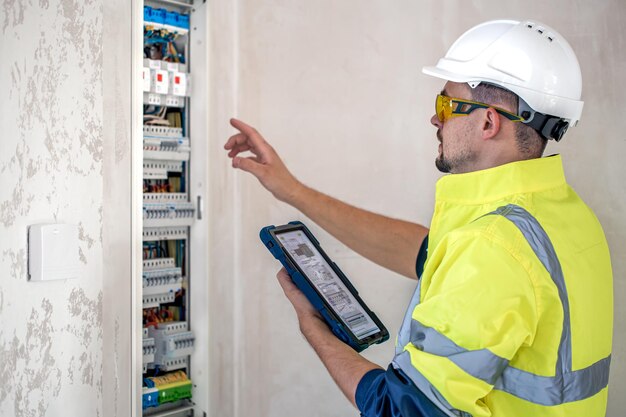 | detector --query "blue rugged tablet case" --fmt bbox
[260,221,389,352]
